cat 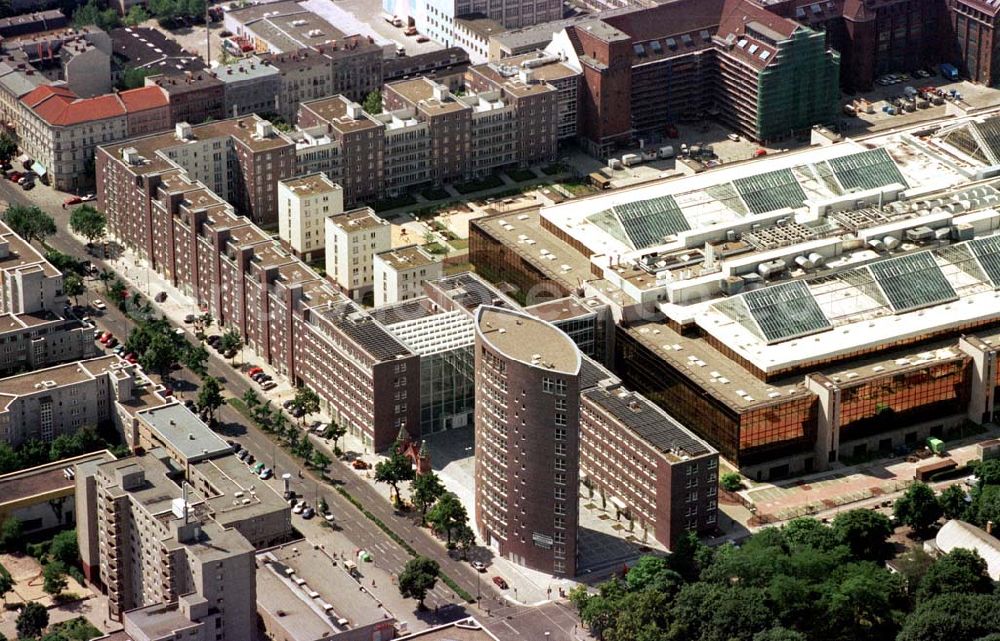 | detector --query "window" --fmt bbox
[542,377,567,395]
